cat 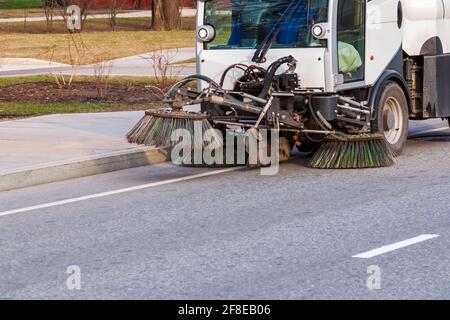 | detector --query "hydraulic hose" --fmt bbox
[166,75,224,100]
[258,55,296,99]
